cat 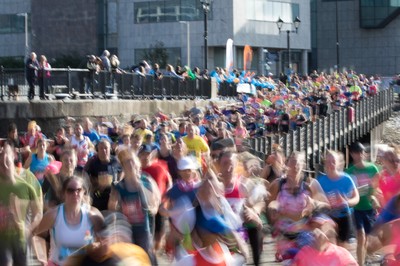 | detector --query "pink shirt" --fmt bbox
[293,242,358,266]
[378,170,400,207]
